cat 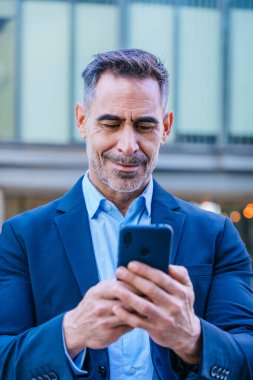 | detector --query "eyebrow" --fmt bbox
[96,114,159,124]
[96,114,122,122]
[133,116,159,124]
